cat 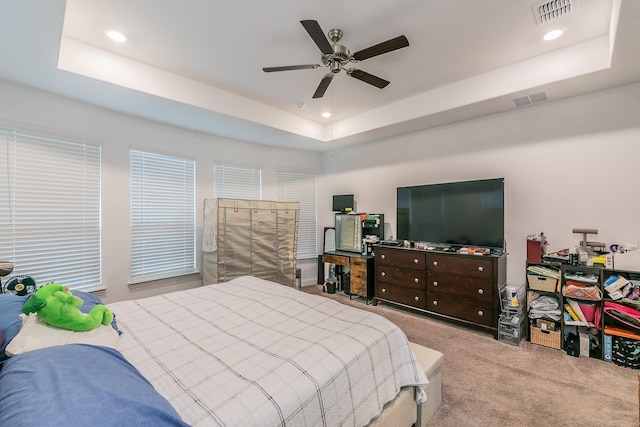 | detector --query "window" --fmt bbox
[130,150,196,282]
[0,129,101,290]
[214,164,261,200]
[277,171,317,259]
